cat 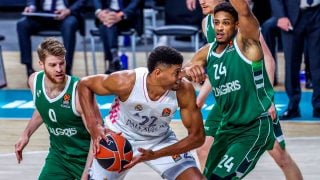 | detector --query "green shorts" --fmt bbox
[205,108,286,150]
[38,149,87,180]
[204,105,222,137]
[203,116,275,179]
[272,116,286,149]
